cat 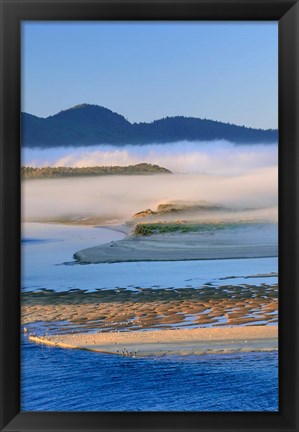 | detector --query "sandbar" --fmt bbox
[29,325,278,357]
[74,228,278,263]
